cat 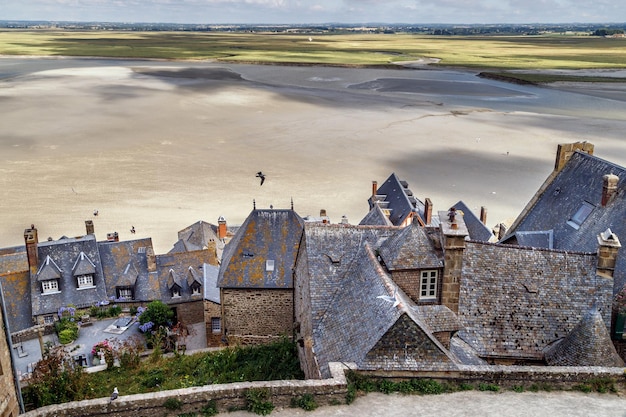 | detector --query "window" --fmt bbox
[43,315,54,324]
[211,317,221,333]
[567,201,594,229]
[77,274,94,288]
[42,280,59,294]
[191,285,201,296]
[266,260,275,272]
[420,270,438,300]
[172,288,181,298]
[117,287,134,300]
